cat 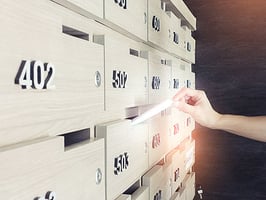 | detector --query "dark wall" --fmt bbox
[183,0,266,199]
[186,0,266,115]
